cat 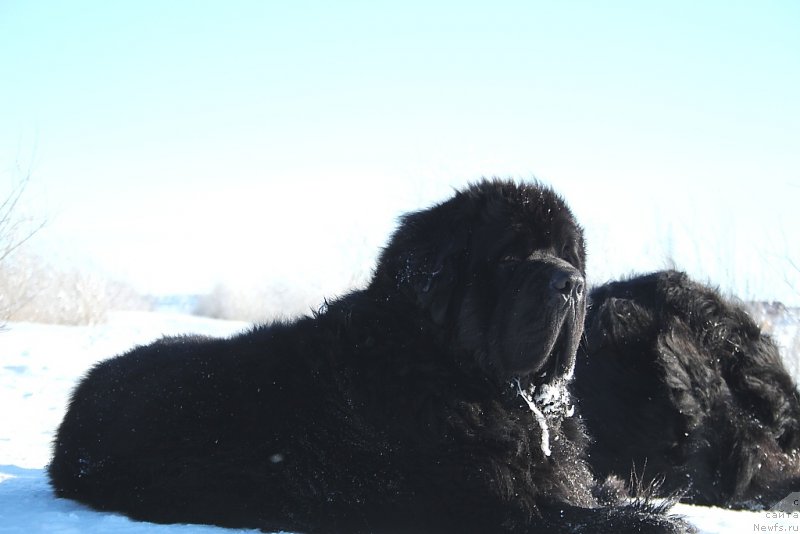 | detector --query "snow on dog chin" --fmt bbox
[2,311,799,533]
[512,378,574,457]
